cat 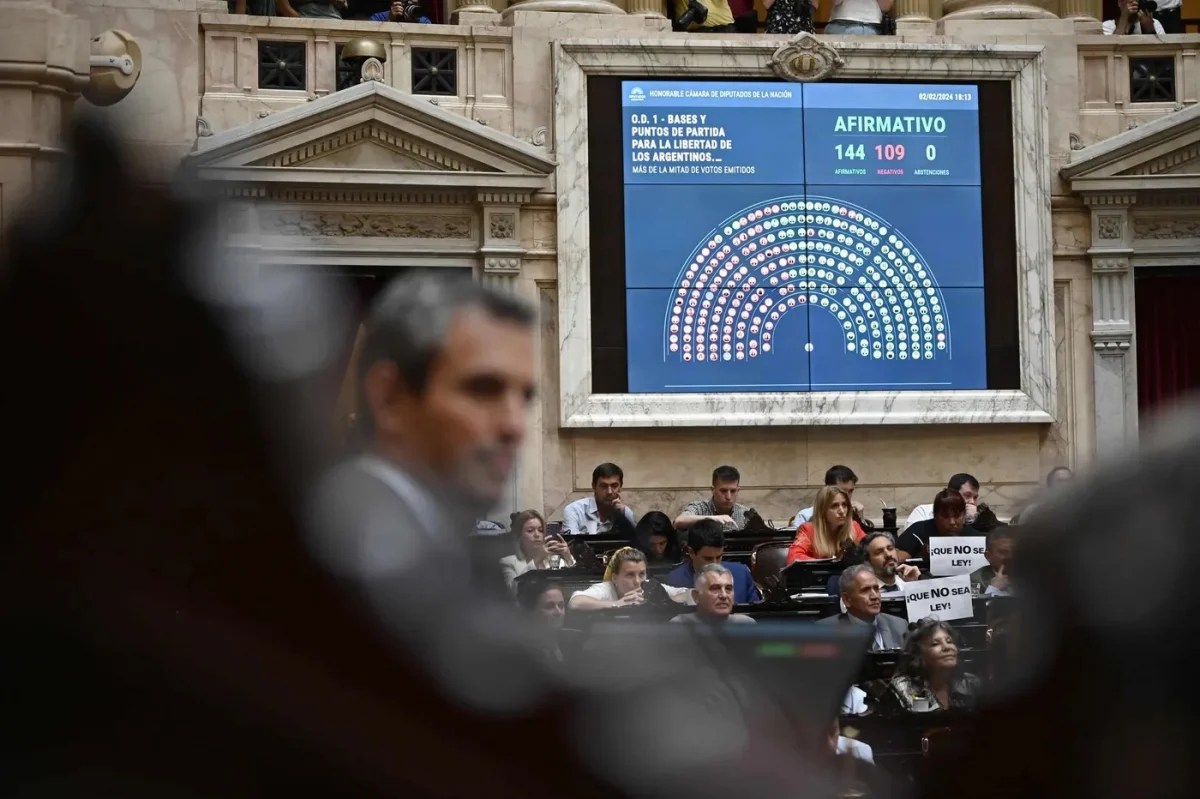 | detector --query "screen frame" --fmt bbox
[553,38,1056,428]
